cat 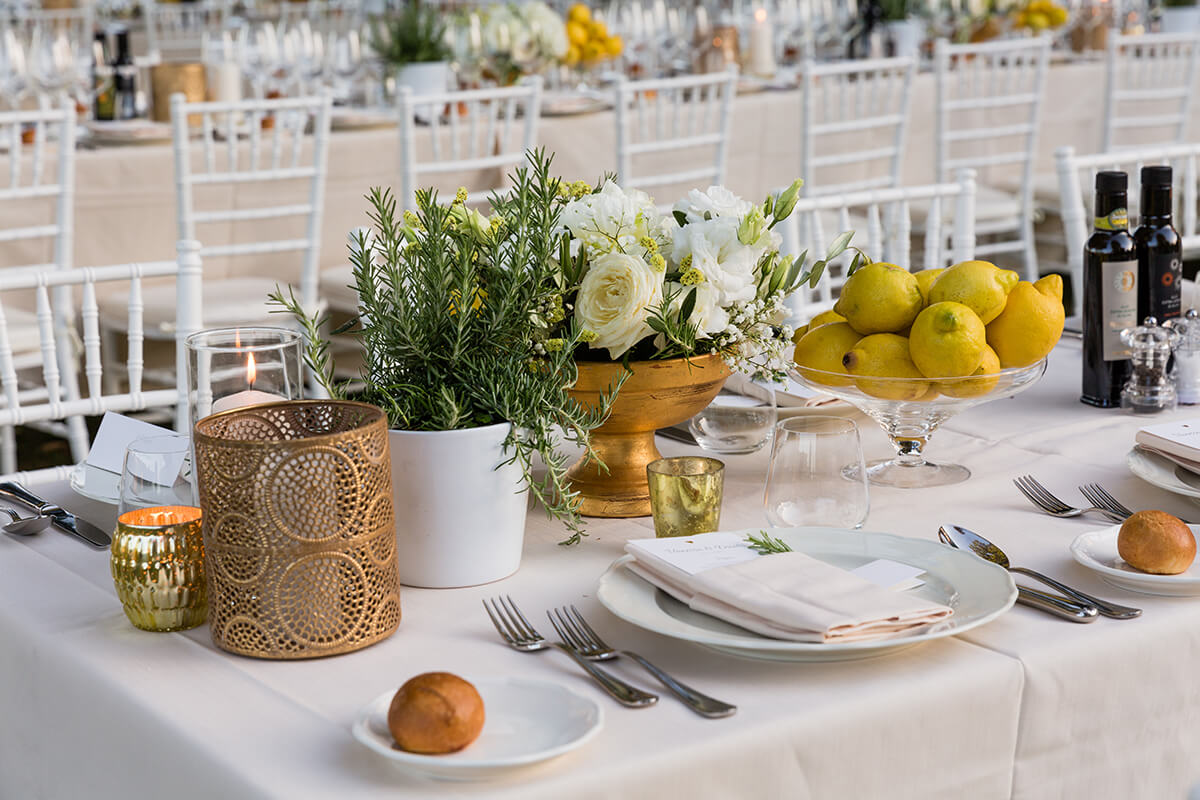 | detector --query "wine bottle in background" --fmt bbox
[1134,165,1182,324]
[93,30,114,122]
[1082,170,1138,408]
[114,27,137,121]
